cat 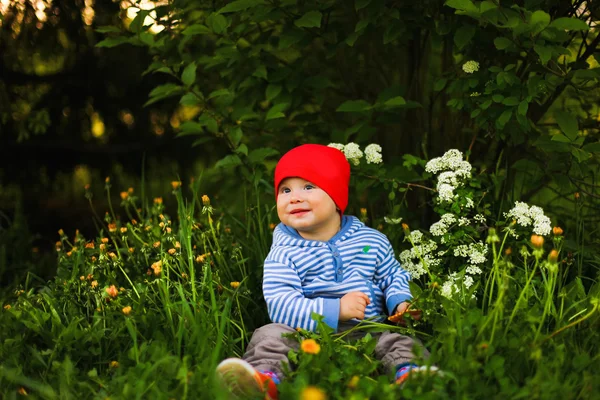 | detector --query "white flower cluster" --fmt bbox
[504,201,552,236]
[441,272,476,300]
[384,216,402,225]
[429,213,457,236]
[462,60,480,74]
[425,149,472,203]
[365,144,383,164]
[327,142,383,166]
[453,241,488,266]
[399,231,440,279]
